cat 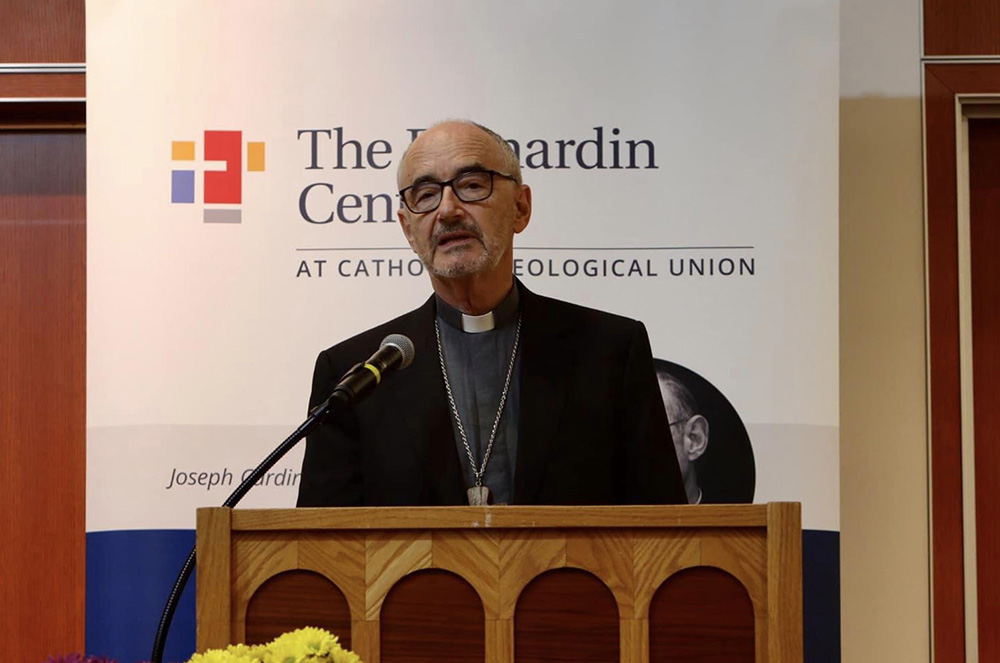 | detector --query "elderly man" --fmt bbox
[656,369,710,504]
[297,120,685,506]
